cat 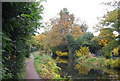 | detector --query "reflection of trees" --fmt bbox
[56,57,68,63]
[75,64,90,75]
[75,62,119,79]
